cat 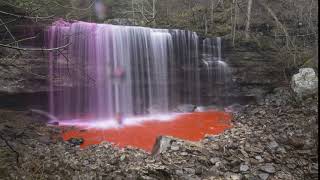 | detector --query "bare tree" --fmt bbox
[131,0,158,25]
[244,0,253,39]
[231,0,239,46]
